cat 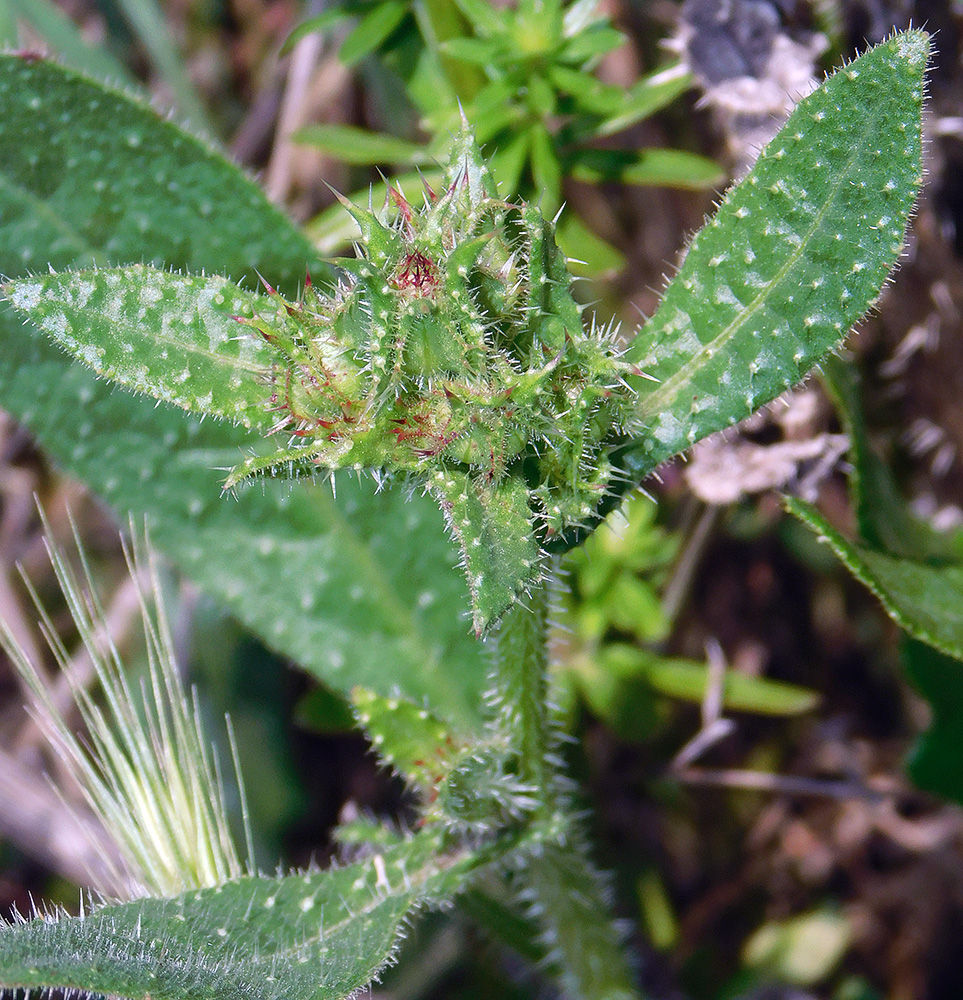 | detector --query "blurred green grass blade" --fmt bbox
[0,831,481,1000]
[597,64,693,137]
[8,0,135,84]
[786,497,963,663]
[280,8,350,56]
[292,123,428,165]
[0,4,17,46]
[570,147,724,189]
[0,55,487,729]
[645,656,819,715]
[110,0,213,136]
[339,0,408,67]
[621,31,928,480]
